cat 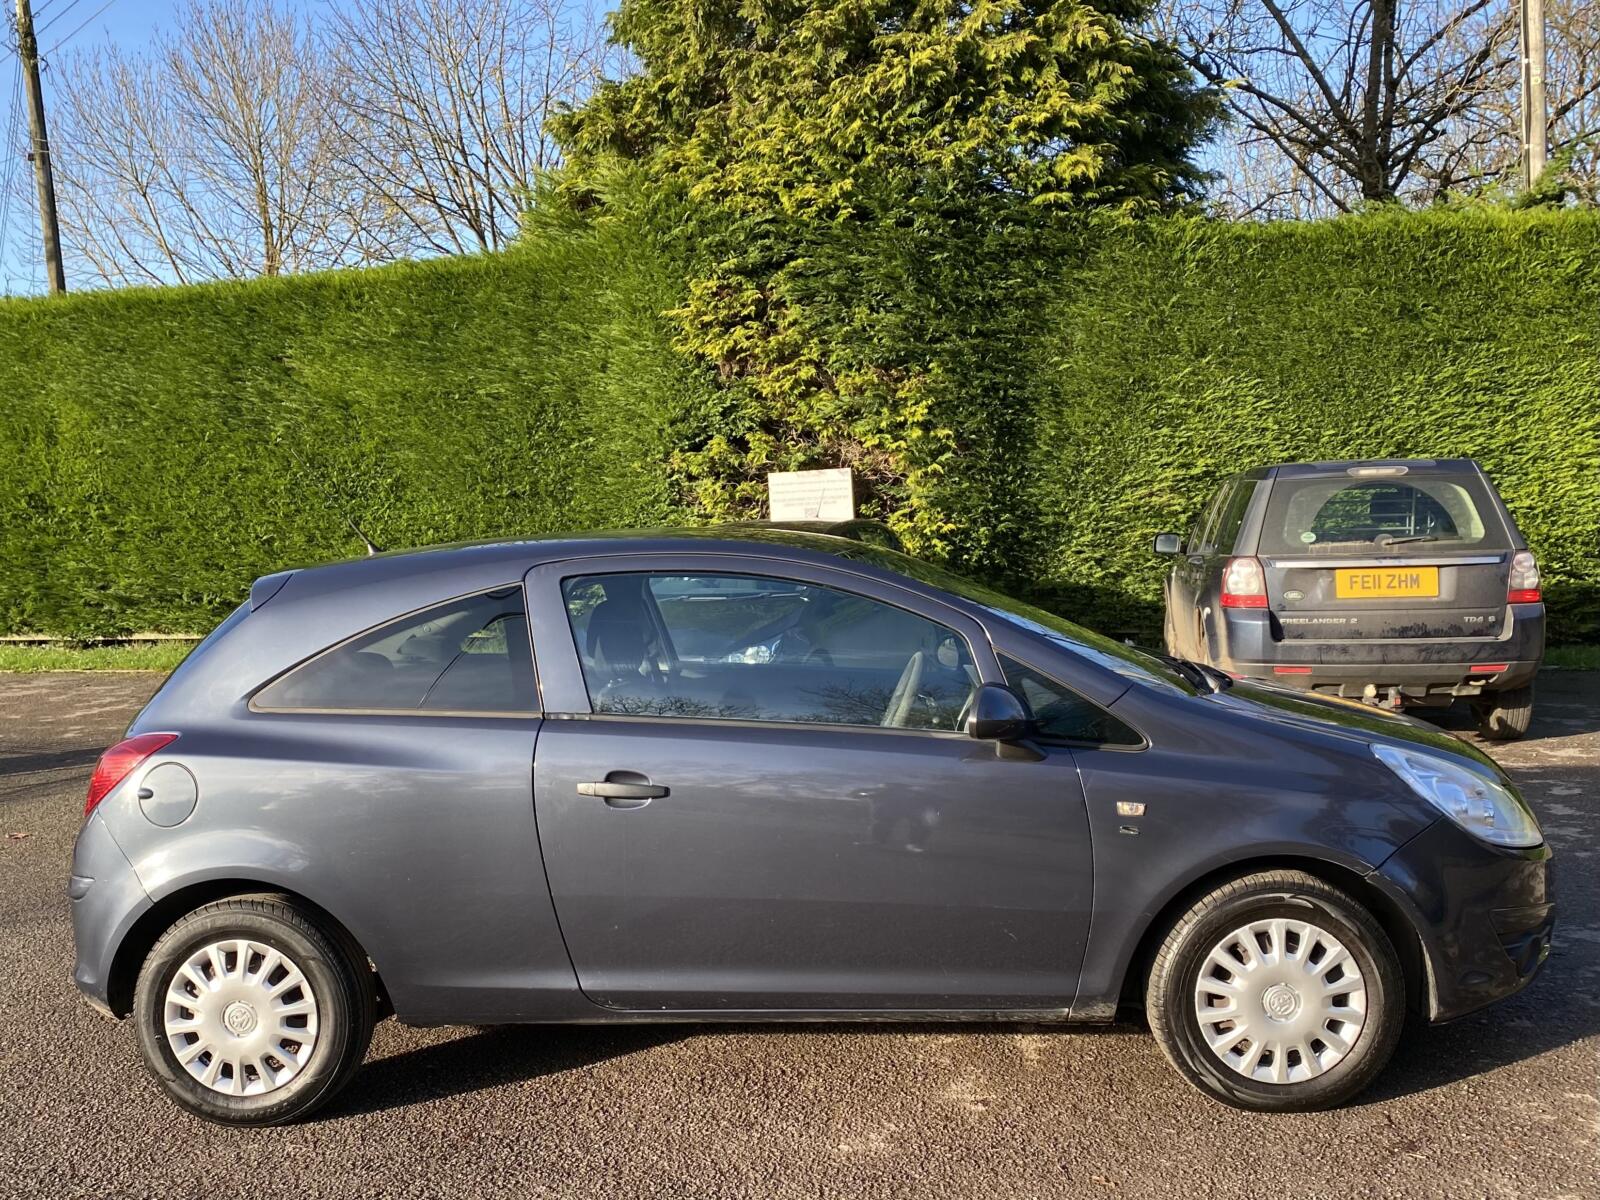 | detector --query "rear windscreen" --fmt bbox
[1258,475,1507,556]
